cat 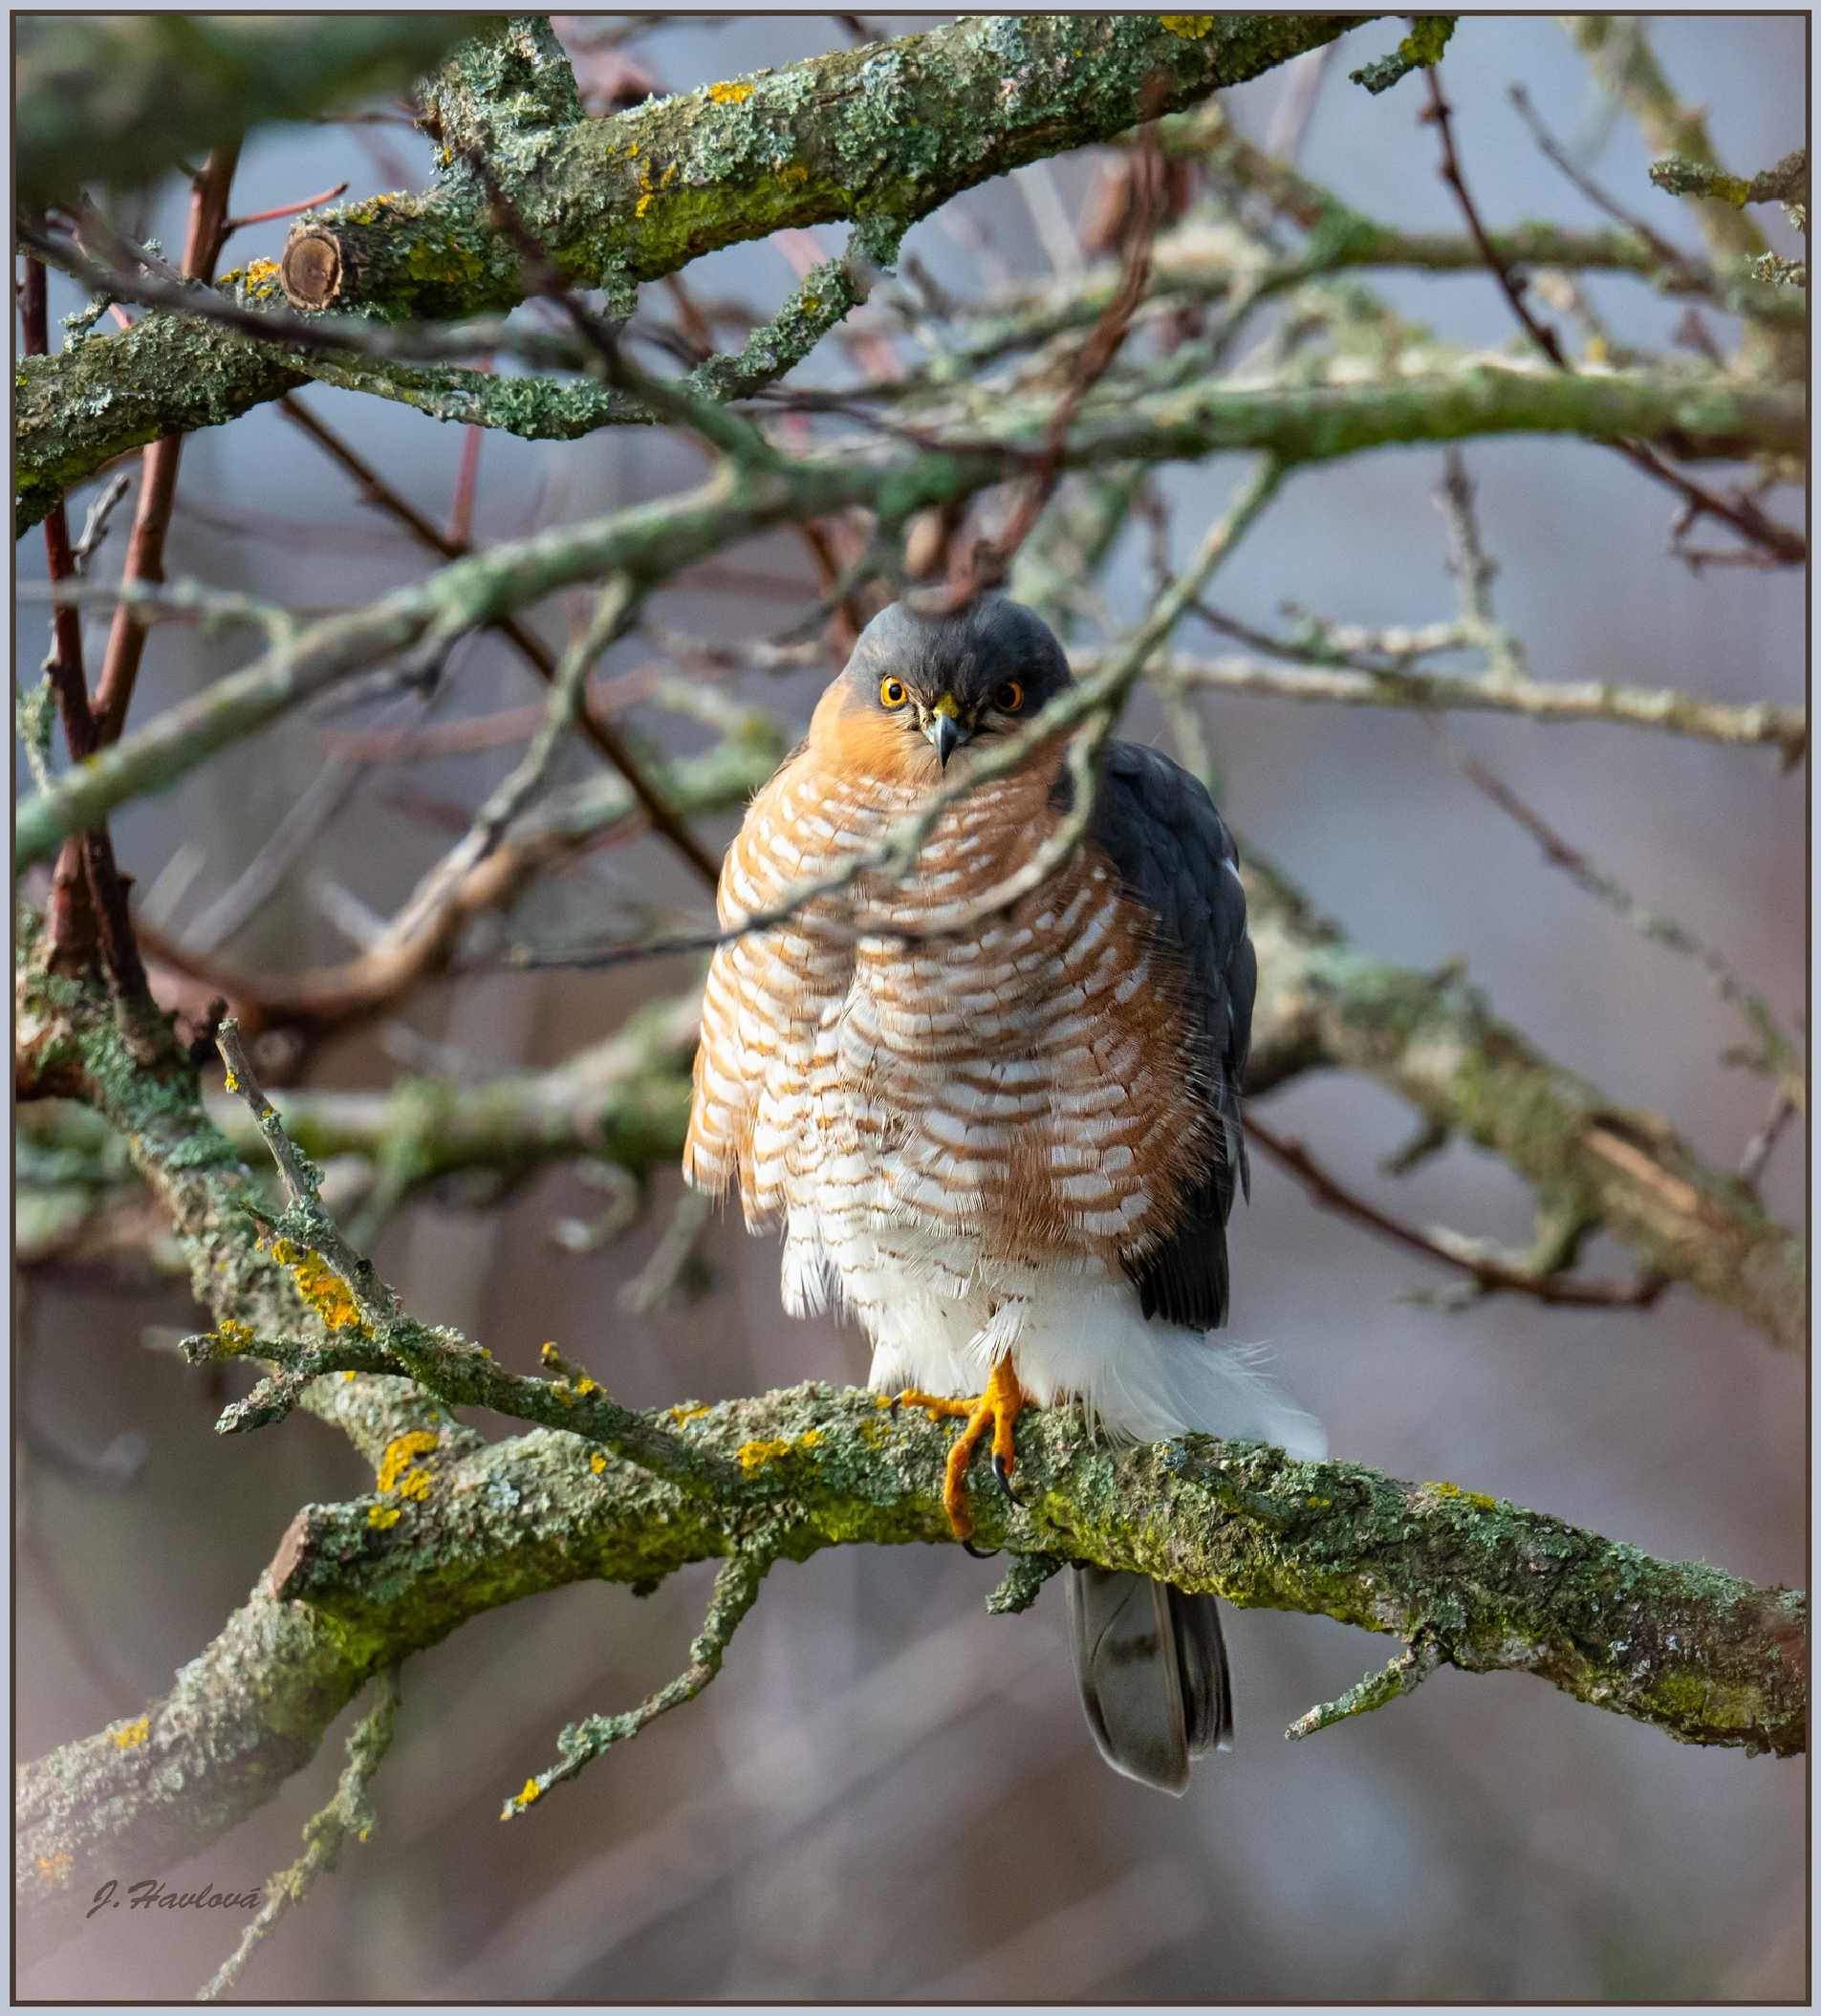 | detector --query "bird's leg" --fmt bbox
[938,1356,1026,1544]
[884,1360,1027,1541]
